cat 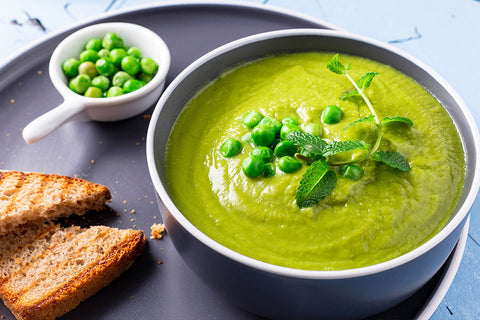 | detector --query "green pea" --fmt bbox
[321,105,343,124]
[127,47,142,59]
[242,156,265,178]
[274,141,298,157]
[250,146,273,162]
[140,57,159,75]
[137,72,154,83]
[304,123,322,136]
[220,138,242,158]
[91,75,110,92]
[242,111,263,128]
[78,61,98,79]
[68,74,91,94]
[282,117,299,126]
[280,124,301,140]
[258,116,282,135]
[278,156,302,173]
[112,71,132,87]
[123,79,146,93]
[263,163,276,177]
[98,49,110,59]
[102,32,124,50]
[62,58,81,78]
[84,86,103,98]
[109,48,127,66]
[106,86,124,97]
[95,58,116,77]
[121,56,141,76]
[85,38,102,51]
[79,49,99,63]
[251,124,275,147]
[340,164,363,180]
